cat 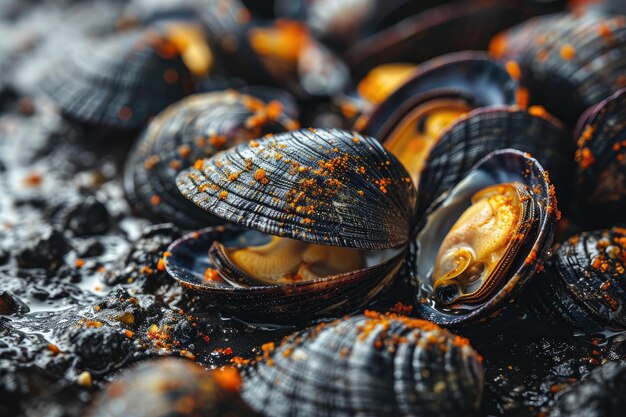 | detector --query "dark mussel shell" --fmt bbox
[346,0,565,79]
[548,360,626,417]
[358,52,517,145]
[176,128,417,249]
[413,150,558,326]
[200,0,271,84]
[276,0,455,51]
[490,10,626,126]
[41,29,195,130]
[530,227,626,333]
[164,226,405,322]
[241,311,484,417]
[124,90,298,229]
[416,106,573,219]
[572,88,626,227]
[89,358,259,417]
